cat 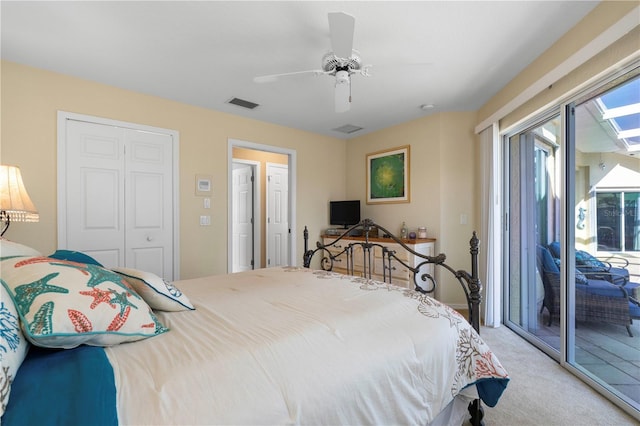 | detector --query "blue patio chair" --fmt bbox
[537,245,640,337]
[548,241,630,286]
